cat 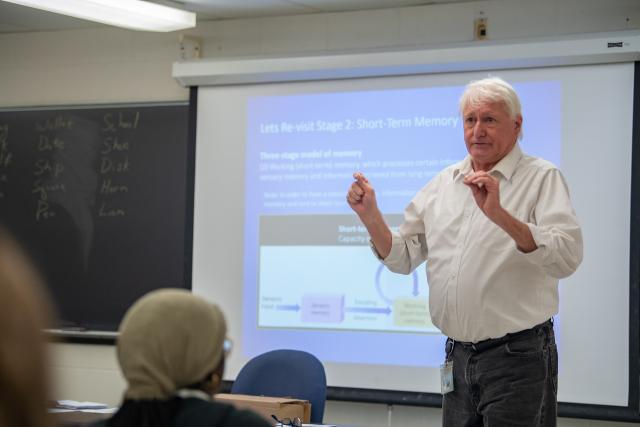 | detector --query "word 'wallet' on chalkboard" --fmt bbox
[0,103,191,332]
